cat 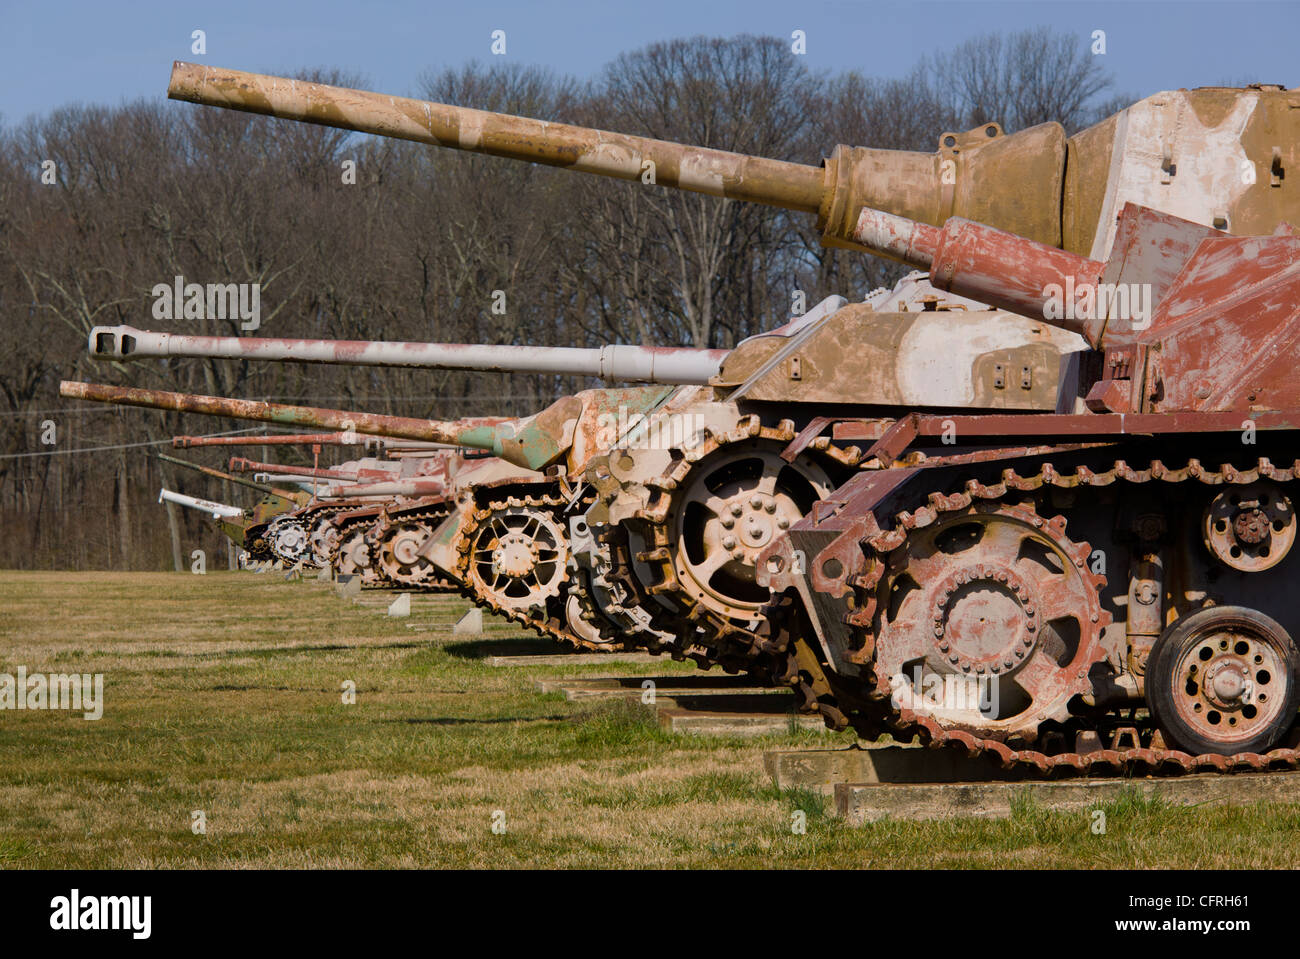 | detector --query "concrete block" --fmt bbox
[536,675,787,702]
[453,607,484,635]
[487,651,655,667]
[658,708,827,737]
[765,745,1008,789]
[834,769,1300,823]
[387,592,411,618]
